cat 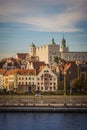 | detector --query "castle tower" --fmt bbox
[60,35,69,52]
[29,43,36,57]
